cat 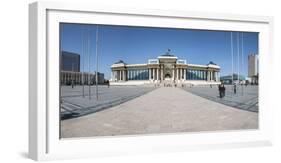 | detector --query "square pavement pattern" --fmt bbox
[61,86,258,138]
